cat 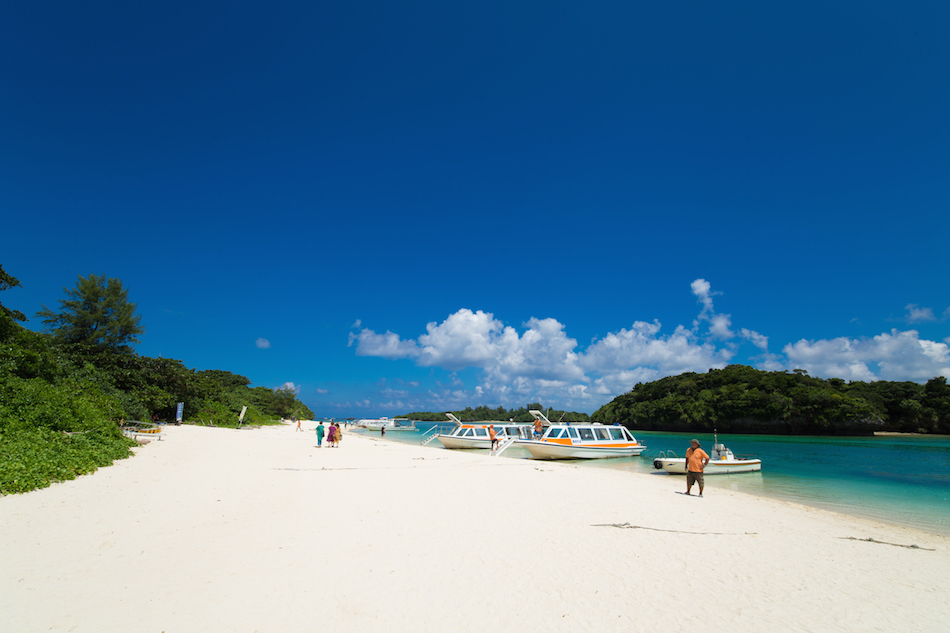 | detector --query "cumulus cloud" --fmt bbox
[905,304,936,323]
[350,280,950,412]
[740,328,769,351]
[255,337,271,349]
[349,329,420,359]
[783,329,950,382]
[315,388,328,394]
[352,284,742,409]
[279,382,301,394]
